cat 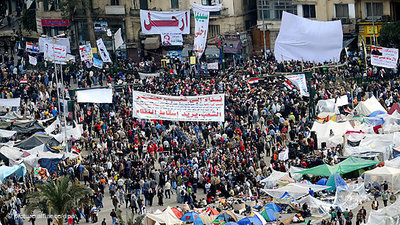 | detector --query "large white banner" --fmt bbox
[133,91,225,122]
[161,33,183,46]
[138,72,160,80]
[0,98,21,107]
[96,38,112,63]
[274,12,343,63]
[44,44,67,62]
[76,89,113,103]
[371,45,399,69]
[193,8,209,59]
[39,37,71,53]
[286,74,309,96]
[79,44,93,62]
[140,10,190,35]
